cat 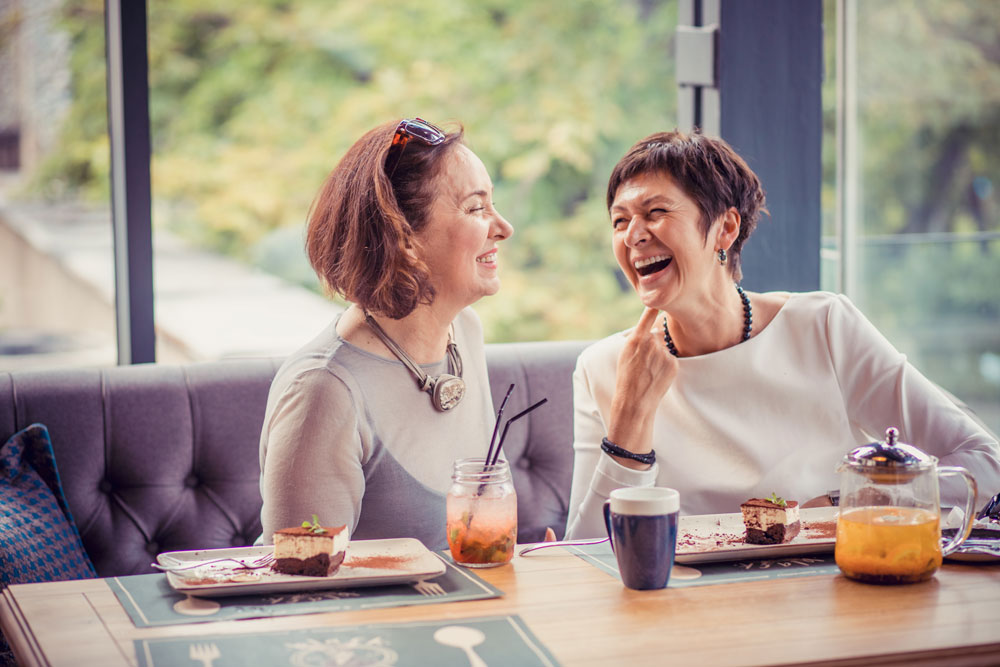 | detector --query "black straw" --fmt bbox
[486,384,515,467]
[490,398,548,466]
